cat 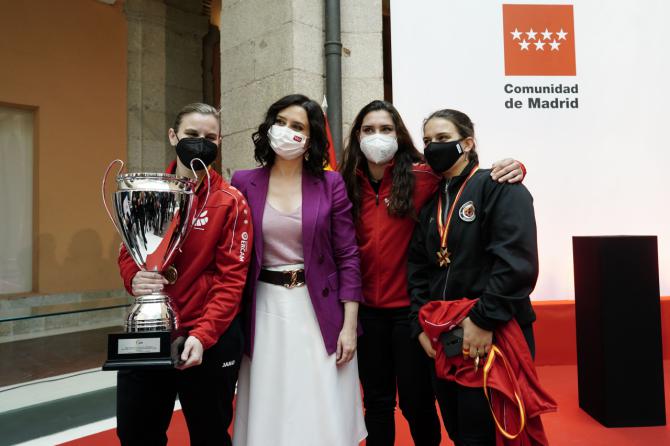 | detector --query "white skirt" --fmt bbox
[233,264,367,446]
